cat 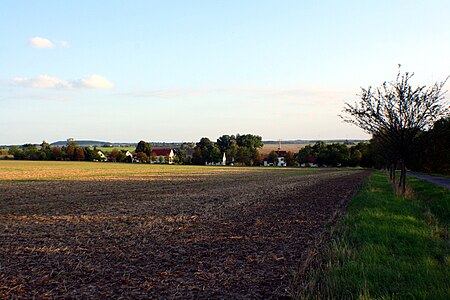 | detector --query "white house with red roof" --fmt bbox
[151,148,175,164]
